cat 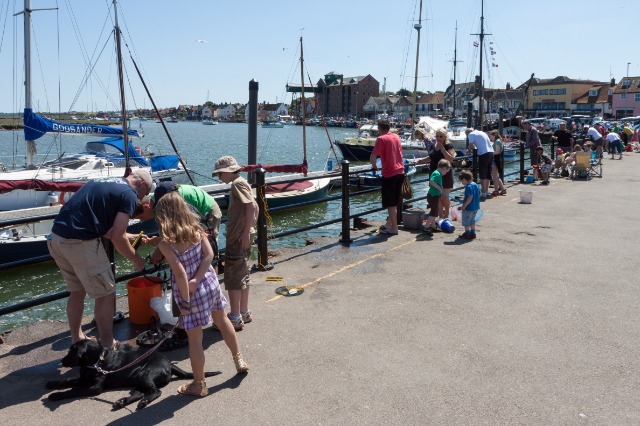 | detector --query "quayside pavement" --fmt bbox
[1,153,639,424]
